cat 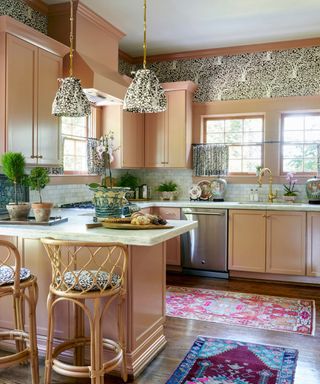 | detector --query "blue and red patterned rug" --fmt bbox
[166,337,298,384]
